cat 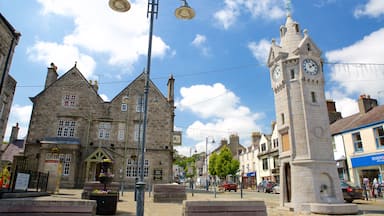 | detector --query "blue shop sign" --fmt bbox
[350,153,384,168]
[246,172,256,177]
